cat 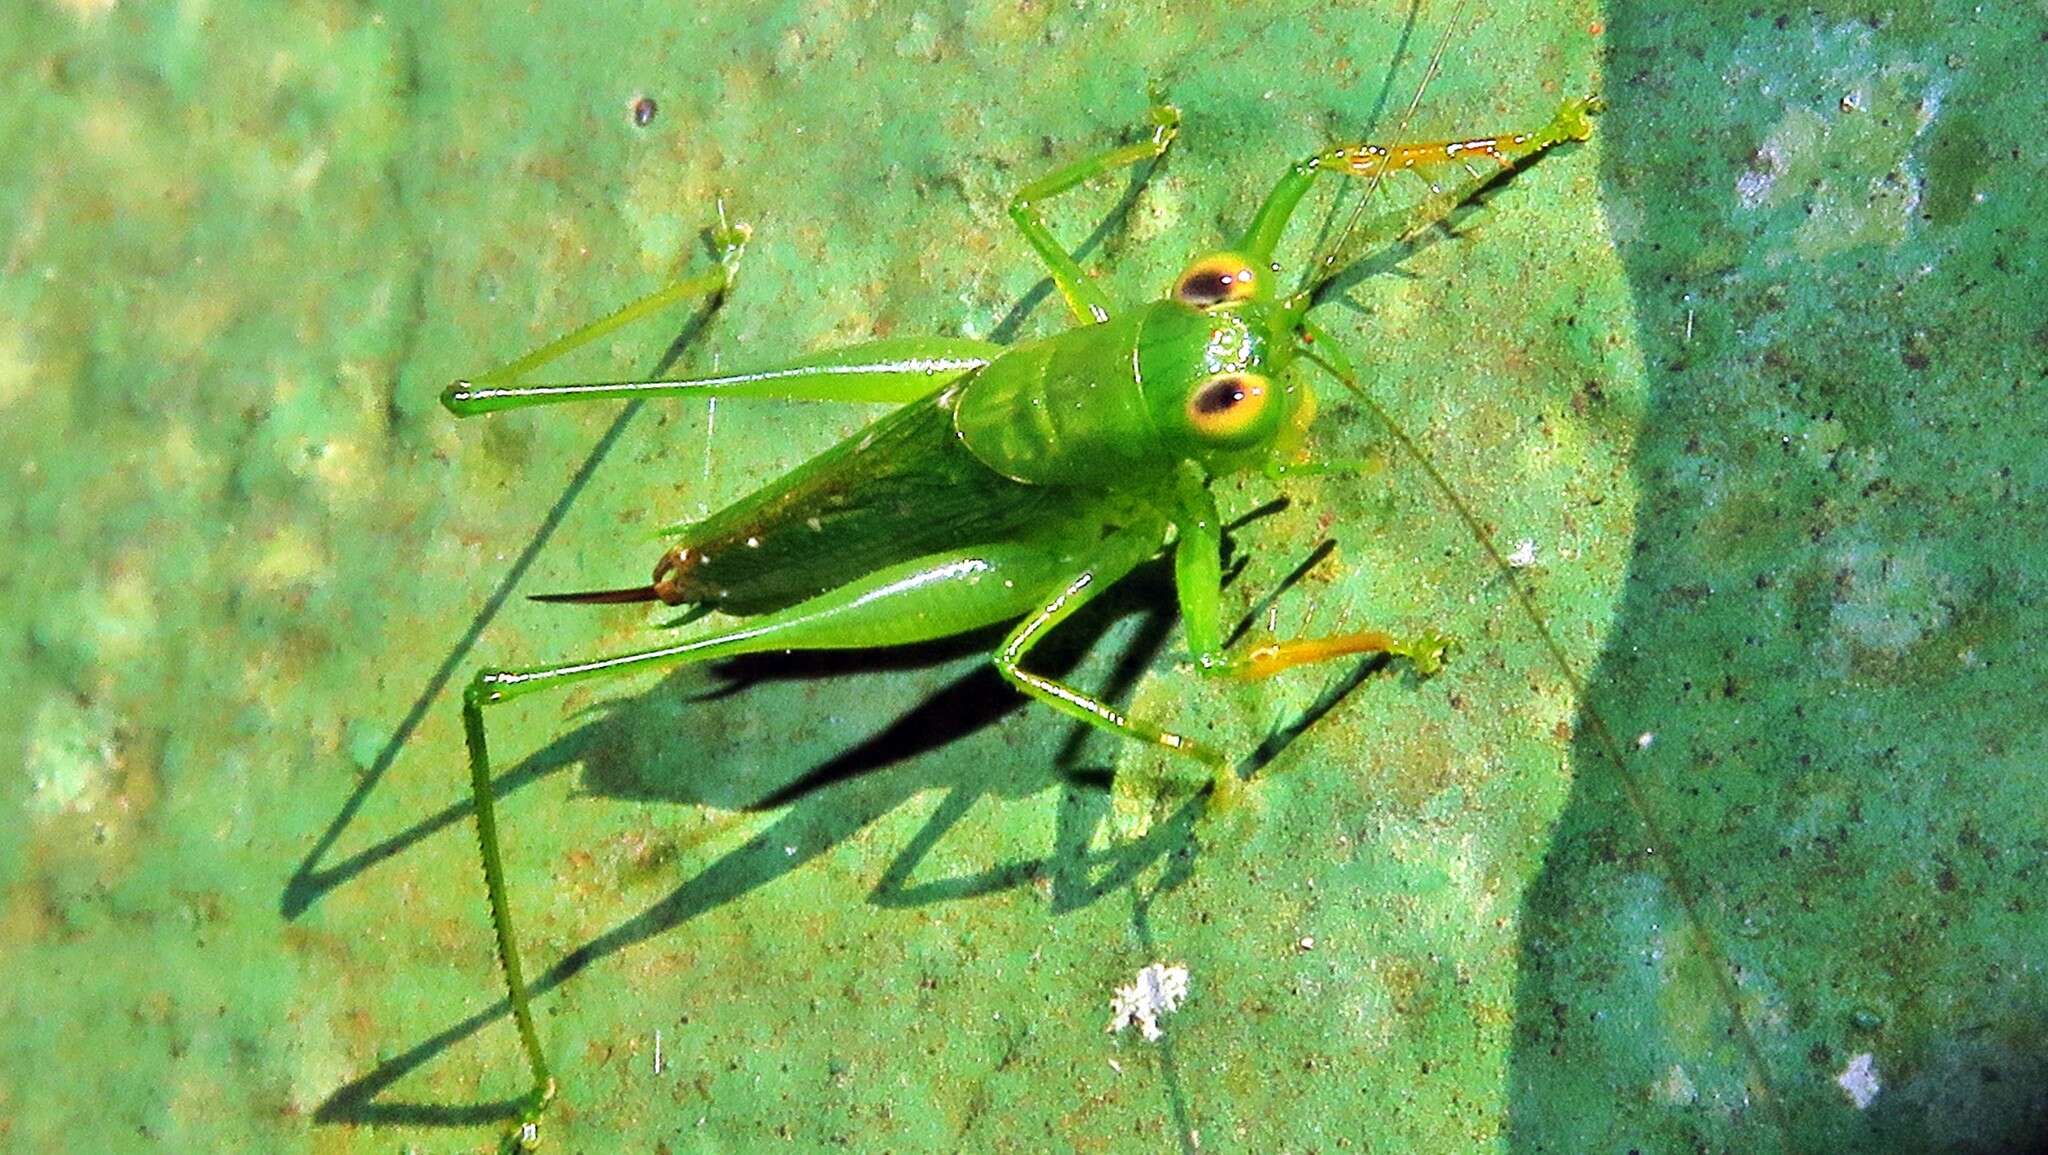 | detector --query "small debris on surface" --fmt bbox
[1837,1052,1880,1109]
[1298,936,1316,952]
[1507,538,1539,568]
[1636,731,1656,750]
[1657,1063,1699,1105]
[1108,963,1189,1042]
